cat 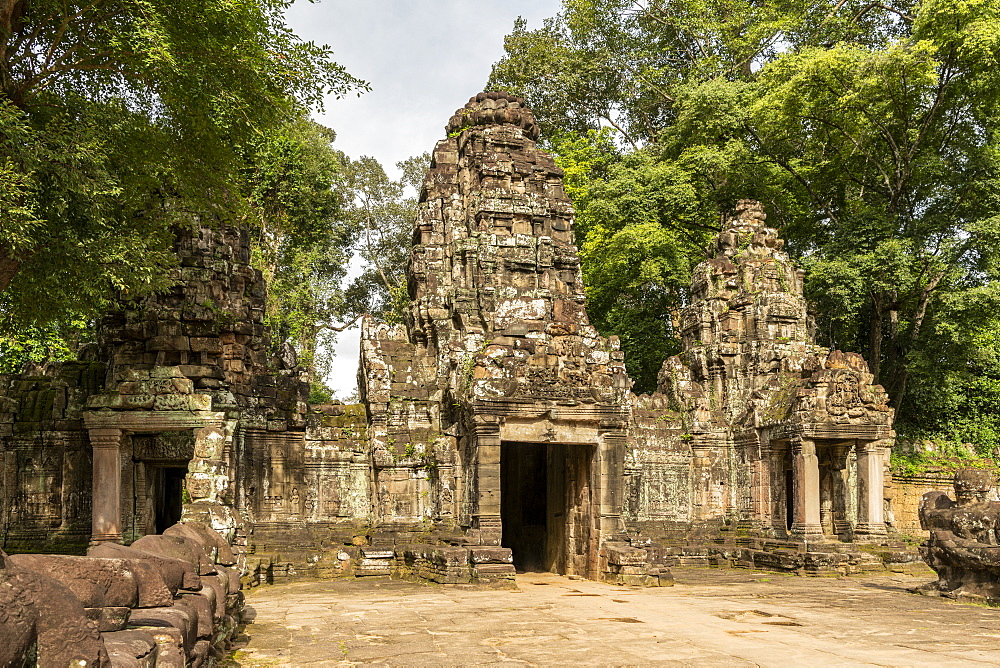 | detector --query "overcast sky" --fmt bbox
[284,0,562,398]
